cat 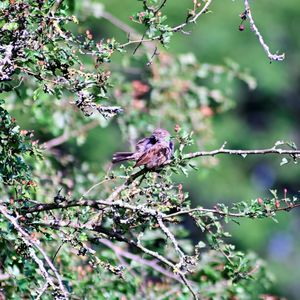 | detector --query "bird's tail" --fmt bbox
[112,152,134,164]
